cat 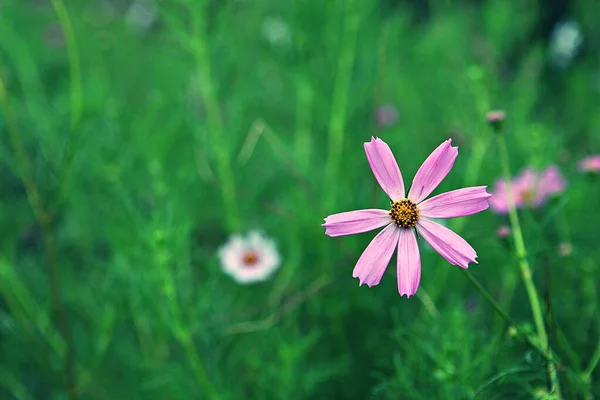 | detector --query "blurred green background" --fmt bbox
[1,0,600,399]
